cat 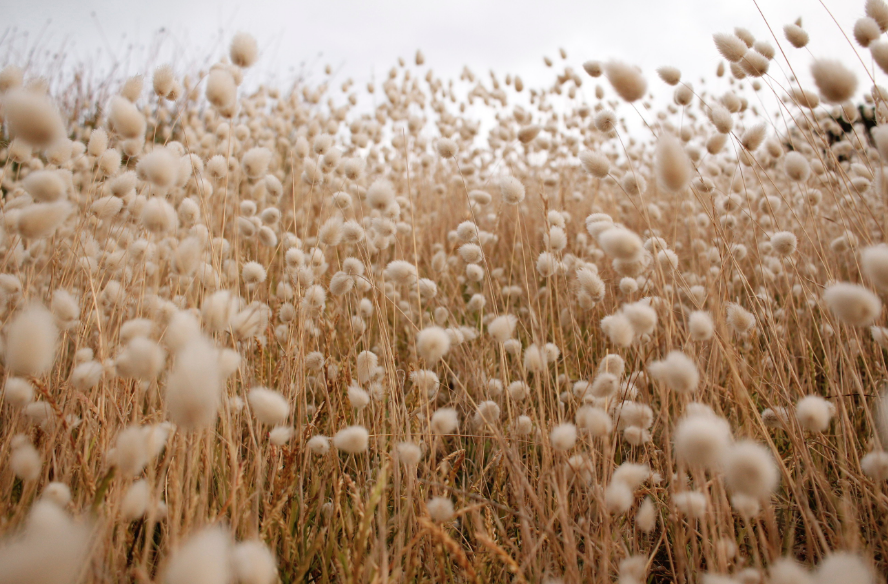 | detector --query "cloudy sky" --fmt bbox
[1,0,869,117]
